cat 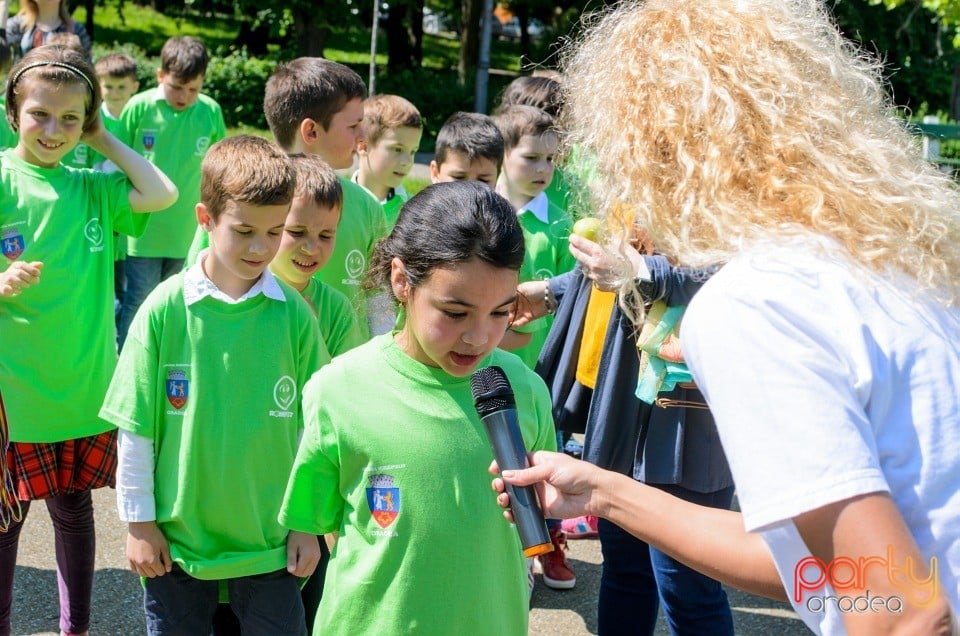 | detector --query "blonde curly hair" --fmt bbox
[562,0,960,305]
